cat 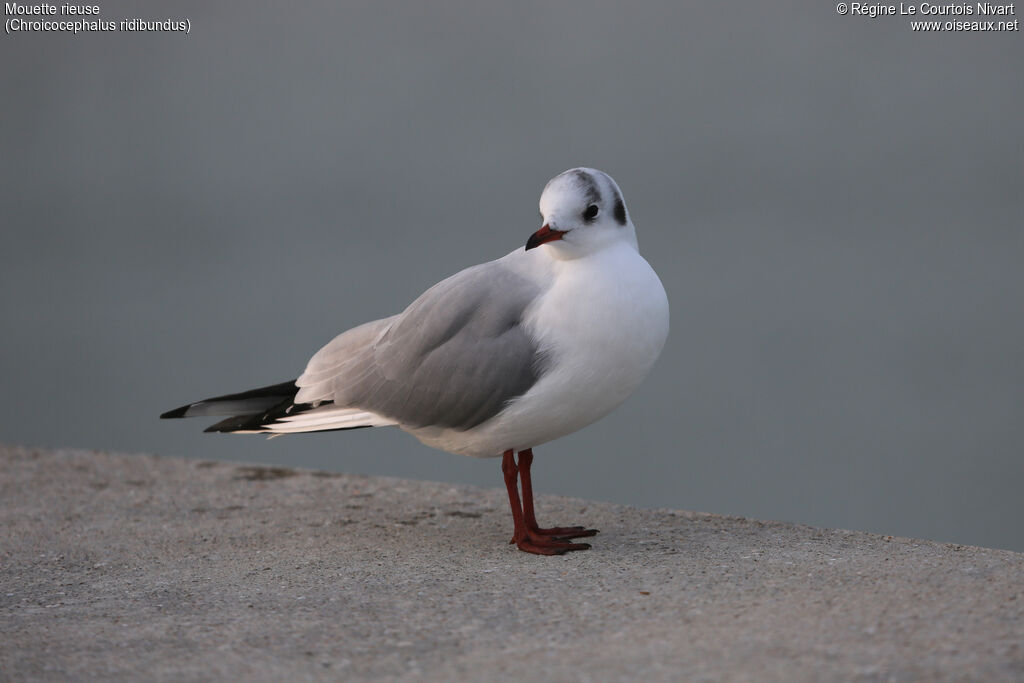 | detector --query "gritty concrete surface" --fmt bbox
[1,445,1022,682]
